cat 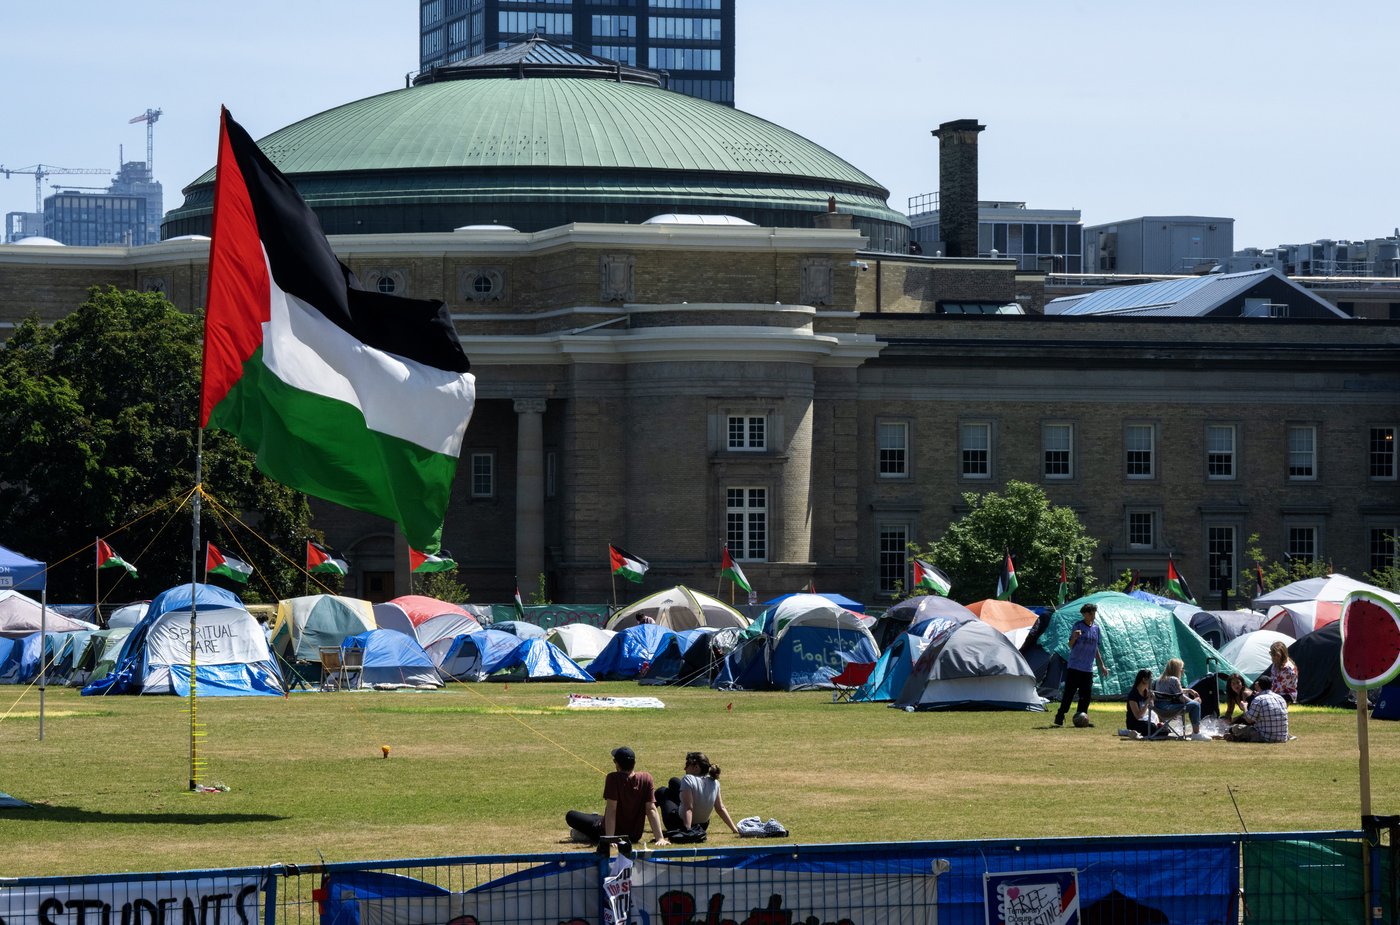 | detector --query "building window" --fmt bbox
[1206,424,1236,480]
[877,524,909,595]
[1371,426,1397,479]
[1125,424,1155,479]
[1207,526,1236,593]
[878,421,908,478]
[960,422,991,479]
[470,452,494,498]
[1127,510,1156,549]
[377,276,397,294]
[727,487,767,561]
[545,450,558,499]
[727,415,766,451]
[1042,422,1073,479]
[1287,425,1317,480]
[1287,526,1317,563]
[1371,527,1398,573]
